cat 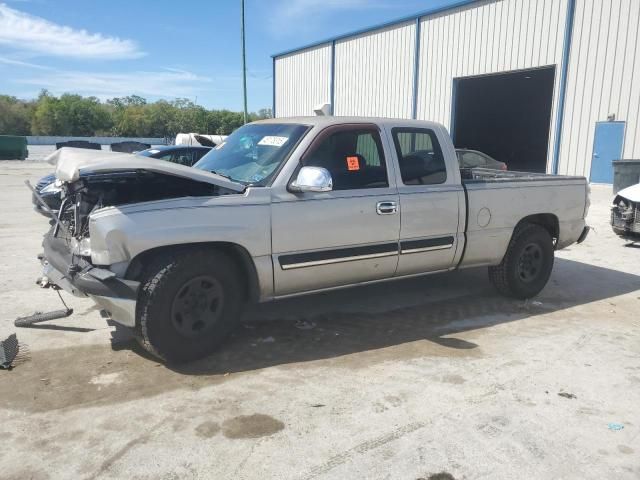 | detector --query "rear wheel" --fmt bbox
[488,223,554,299]
[135,249,243,363]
